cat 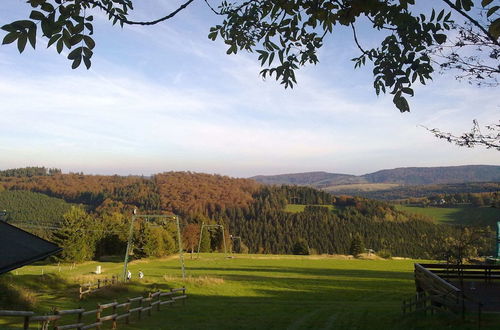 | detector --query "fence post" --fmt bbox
[125,299,130,325]
[156,290,161,311]
[138,298,143,320]
[78,306,83,326]
[96,304,102,330]
[112,301,117,329]
[23,316,30,330]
